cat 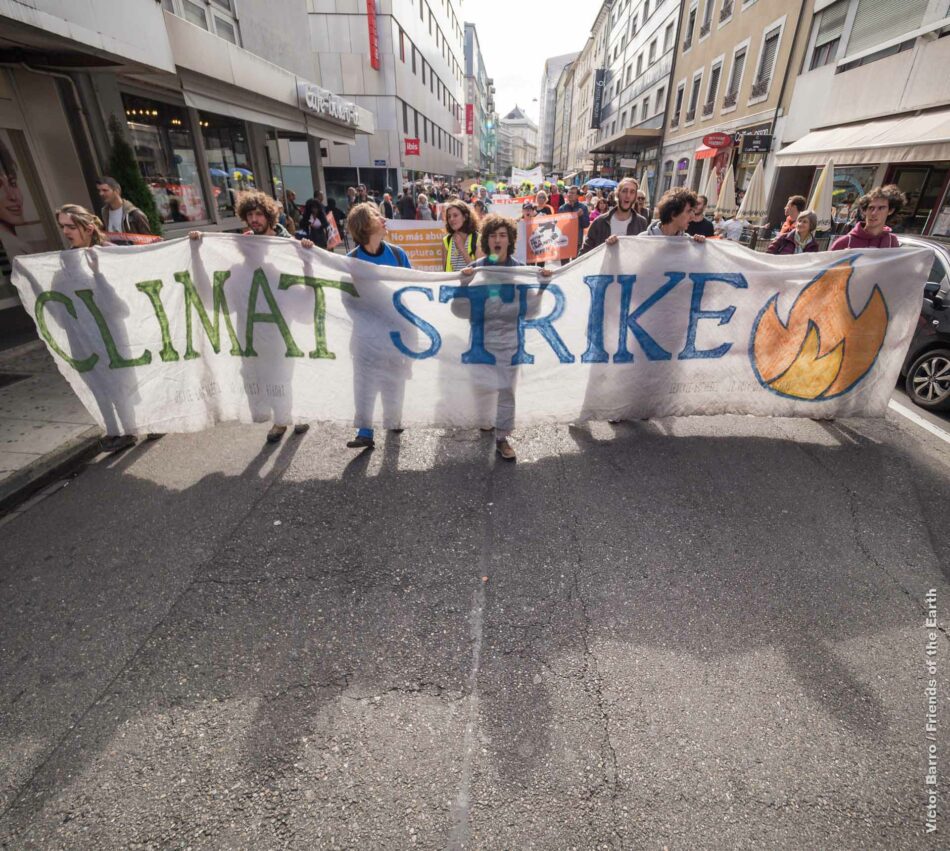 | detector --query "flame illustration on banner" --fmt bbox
[751,257,888,400]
